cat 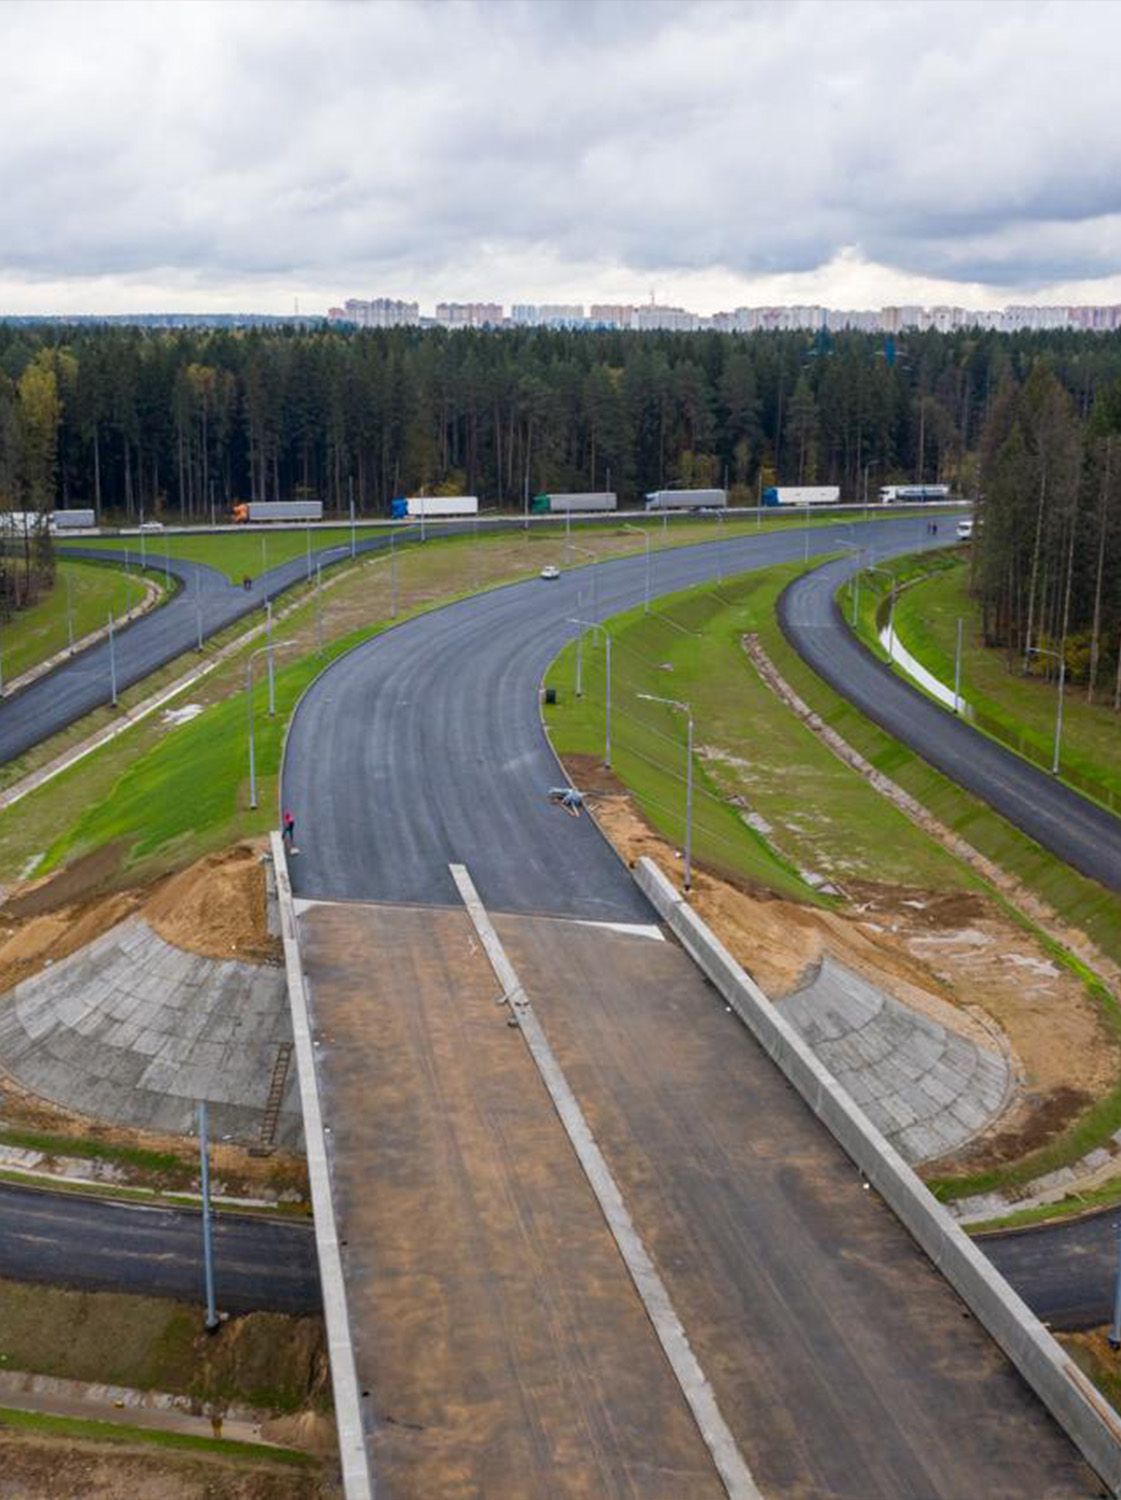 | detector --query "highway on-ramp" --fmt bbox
[779,553,1121,893]
[0,538,368,767]
[282,513,1101,1497]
